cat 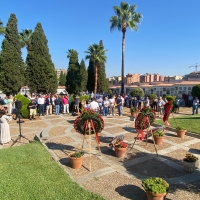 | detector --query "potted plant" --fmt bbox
[69,150,85,169]
[183,153,199,173]
[153,130,165,145]
[114,141,127,158]
[176,126,187,139]
[142,177,169,200]
[130,107,138,117]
